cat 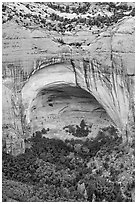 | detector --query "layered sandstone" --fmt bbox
[2,16,135,147]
